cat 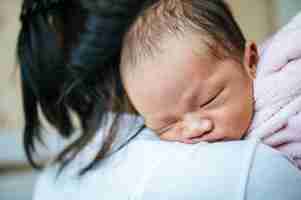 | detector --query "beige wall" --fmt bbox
[0,0,23,129]
[0,0,287,129]
[228,0,276,43]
